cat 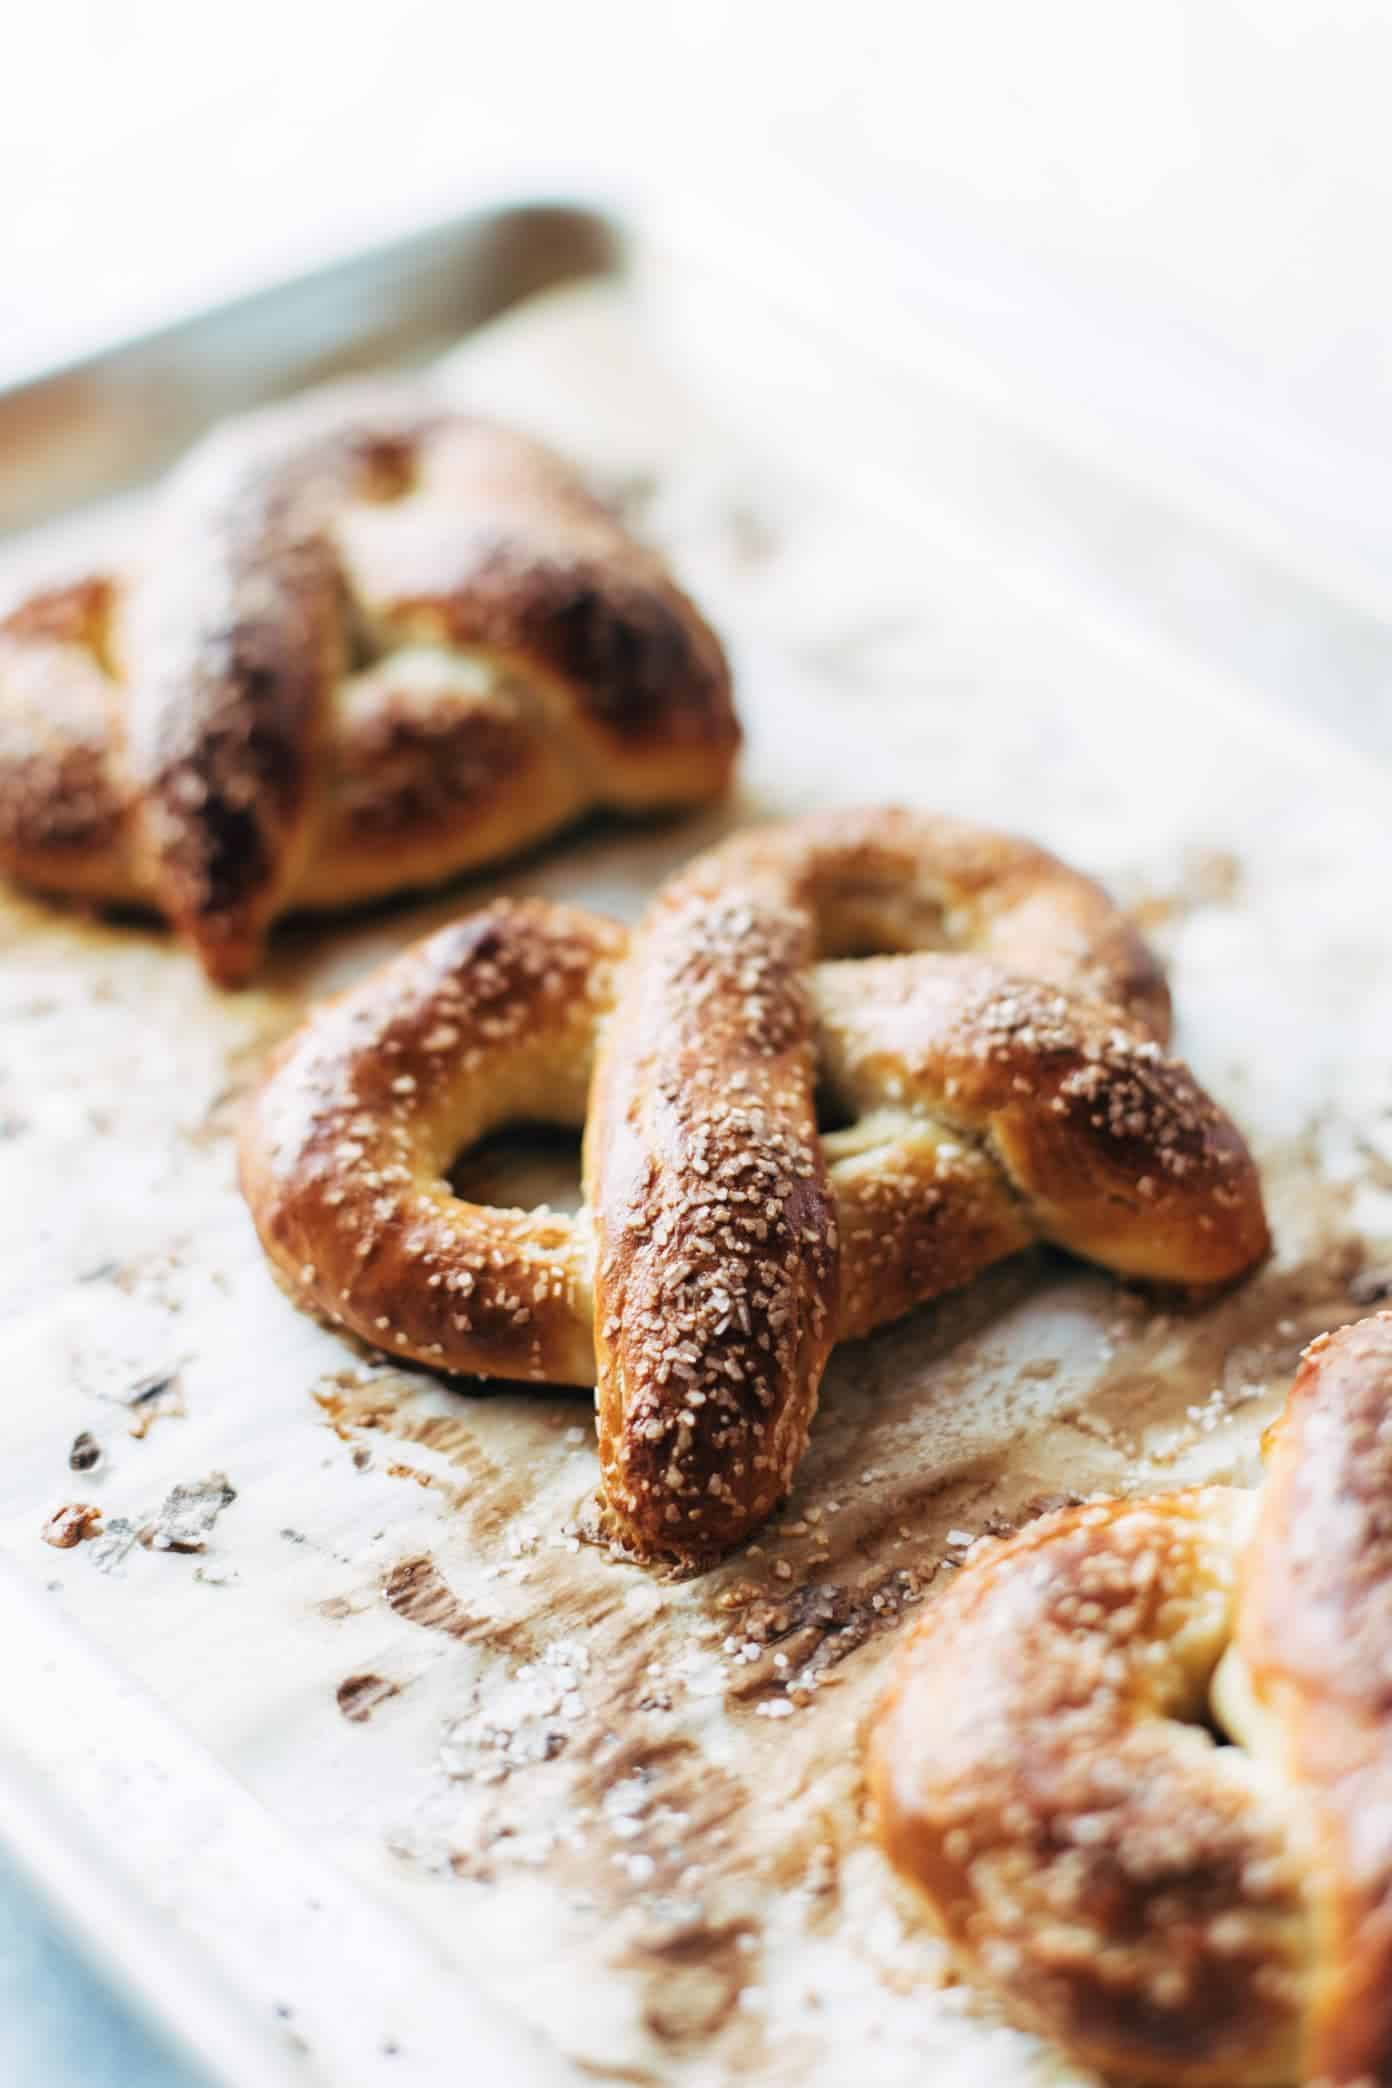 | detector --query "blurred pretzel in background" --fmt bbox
[870,1311,1392,2088]
[0,383,738,984]
[240,806,1268,1565]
